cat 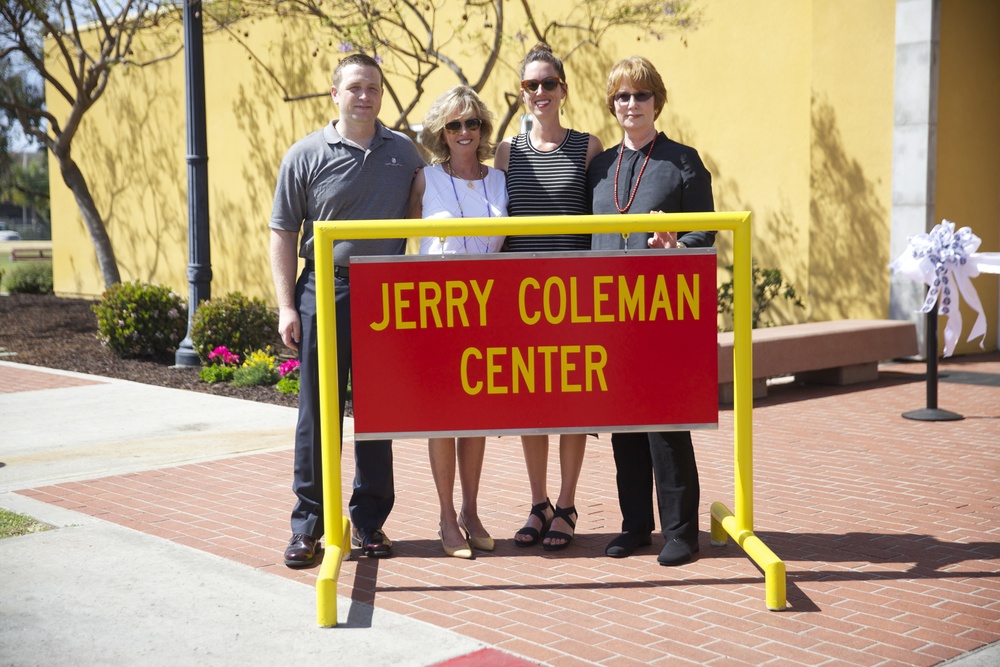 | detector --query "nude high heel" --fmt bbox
[438,525,472,559]
[458,515,495,552]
